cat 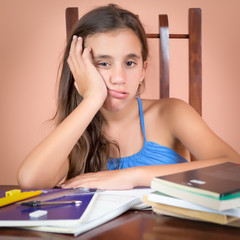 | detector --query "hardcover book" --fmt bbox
[151,162,240,210]
[143,195,239,225]
[144,191,240,225]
